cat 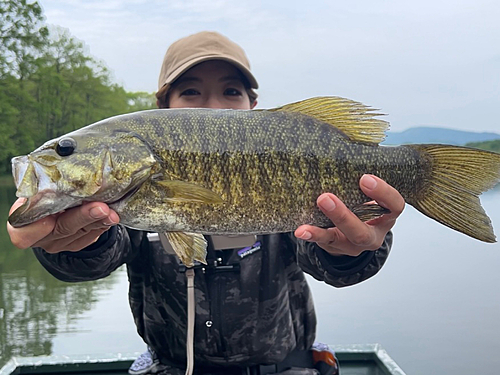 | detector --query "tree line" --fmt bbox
[465,140,500,153]
[0,0,156,175]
